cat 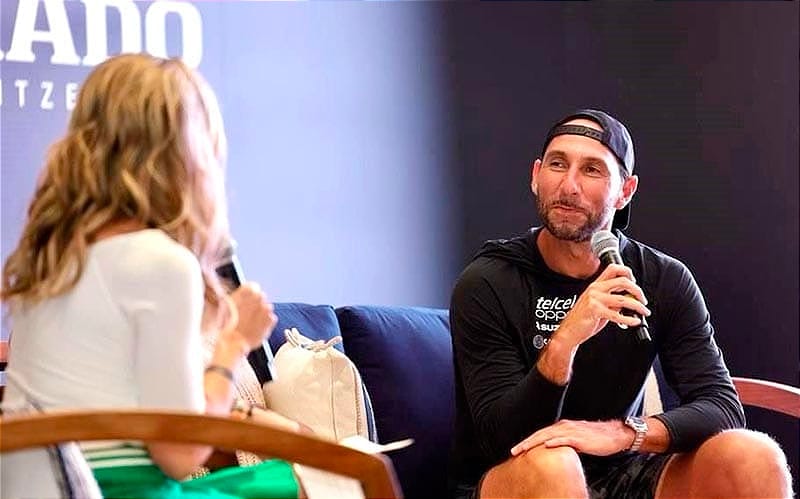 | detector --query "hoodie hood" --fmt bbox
[474,229,542,274]
[474,227,630,279]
